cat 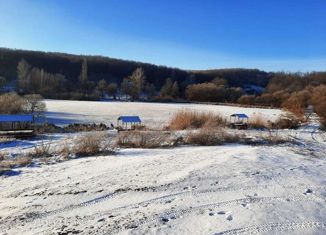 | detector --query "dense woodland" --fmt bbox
[0,47,326,126]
